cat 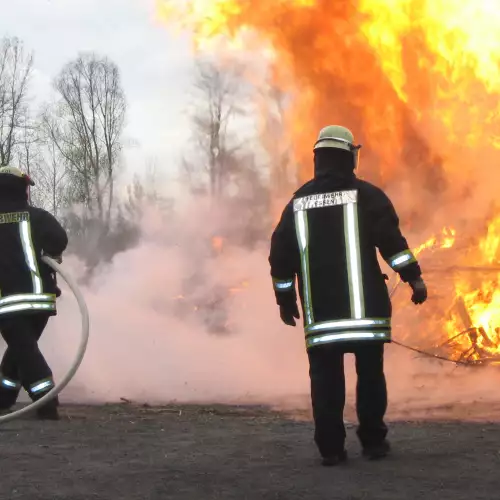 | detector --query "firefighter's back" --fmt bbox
[0,202,41,298]
[0,167,67,315]
[292,177,391,328]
